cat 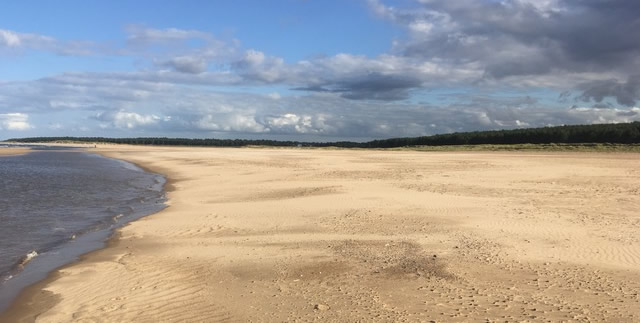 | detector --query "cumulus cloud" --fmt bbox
[367,0,640,105]
[0,29,23,47]
[262,113,332,134]
[234,50,286,83]
[0,113,32,130]
[196,113,268,133]
[95,110,164,129]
